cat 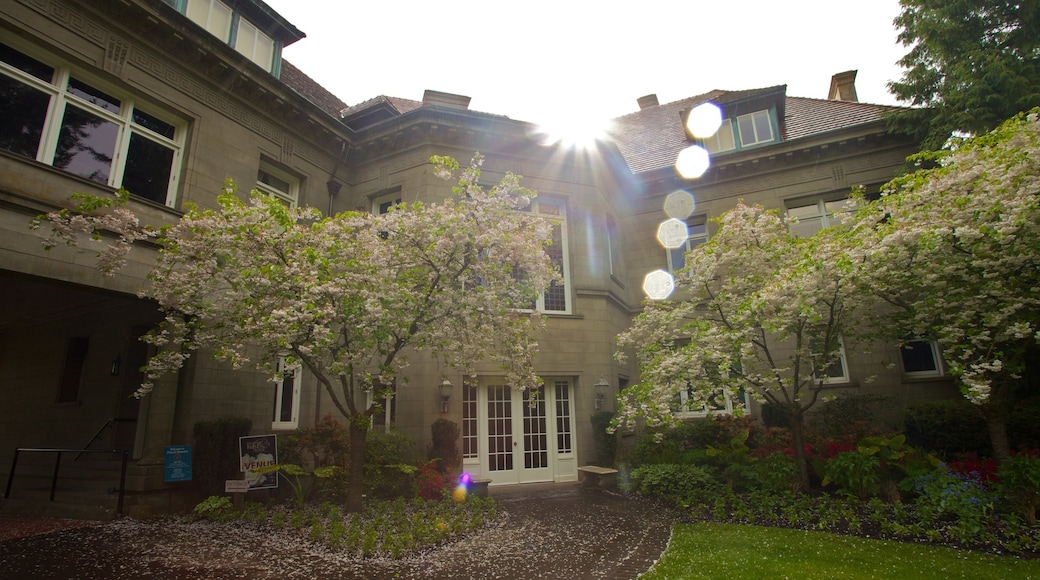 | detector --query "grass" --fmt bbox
[643,523,1039,579]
